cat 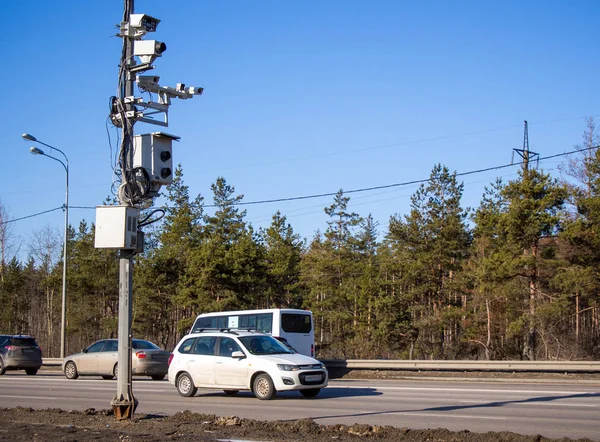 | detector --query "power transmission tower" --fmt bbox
[512,120,539,176]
